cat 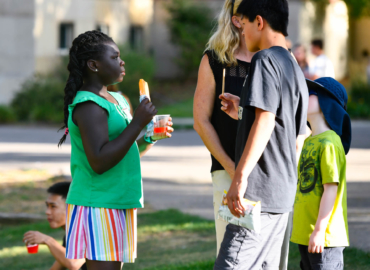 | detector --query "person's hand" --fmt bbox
[226,176,248,218]
[151,117,174,141]
[23,231,49,245]
[308,229,325,253]
[219,93,240,120]
[132,98,157,129]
